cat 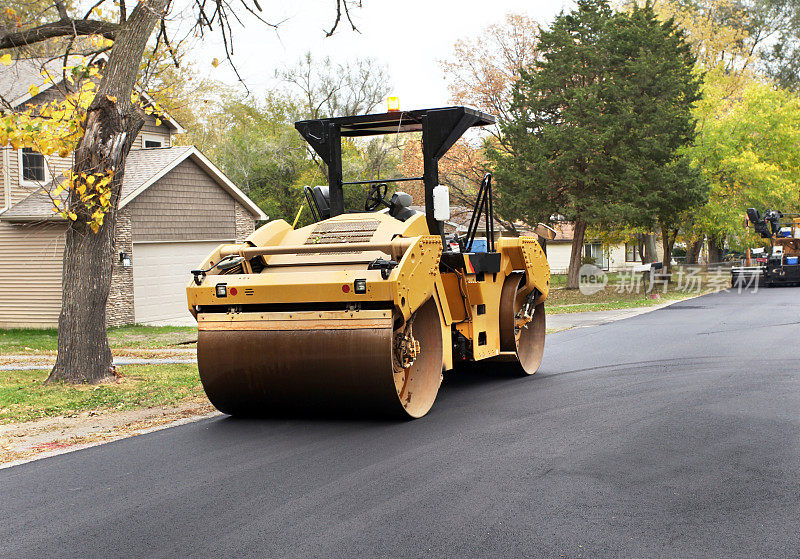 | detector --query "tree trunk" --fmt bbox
[685,236,703,265]
[48,0,167,384]
[640,233,658,264]
[566,219,587,289]
[53,221,116,383]
[707,236,723,264]
[660,225,678,274]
